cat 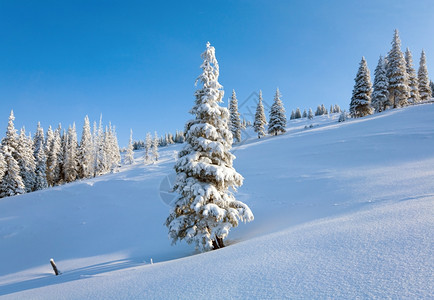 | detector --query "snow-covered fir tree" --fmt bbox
[418,50,431,102]
[45,126,54,159]
[430,80,434,97]
[333,104,341,113]
[0,152,5,185]
[17,128,36,192]
[253,90,267,138]
[290,110,295,120]
[322,104,328,115]
[124,129,135,165]
[405,48,421,104]
[1,111,19,157]
[350,57,373,118]
[94,117,107,176]
[372,55,390,112]
[152,131,159,162]
[0,146,25,197]
[46,126,62,186]
[166,42,253,252]
[338,110,348,122]
[268,88,287,135]
[78,116,94,178]
[386,29,409,108]
[144,132,152,163]
[33,122,48,190]
[63,124,78,183]
[295,108,302,119]
[107,124,121,172]
[302,109,307,118]
[229,90,241,143]
[308,108,314,119]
